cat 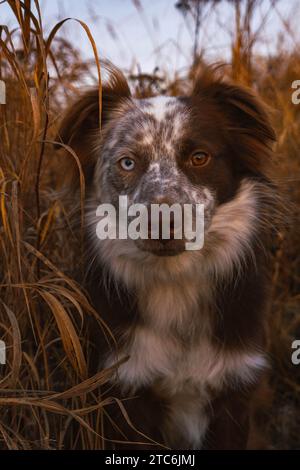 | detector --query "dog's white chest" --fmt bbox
[106,283,266,448]
[111,325,263,393]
